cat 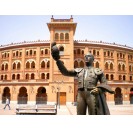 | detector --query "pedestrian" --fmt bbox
[3,97,11,110]
[51,42,114,115]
